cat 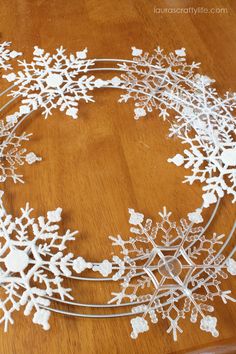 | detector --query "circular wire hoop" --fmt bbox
[0,45,235,341]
